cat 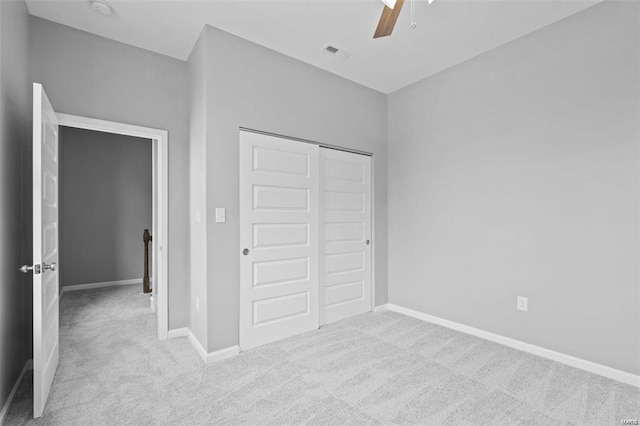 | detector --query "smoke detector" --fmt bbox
[321,44,352,61]
[90,0,112,16]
